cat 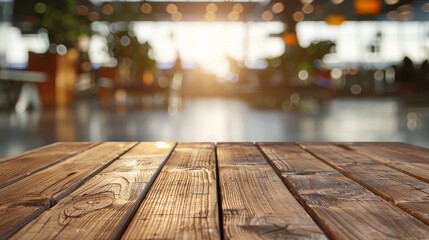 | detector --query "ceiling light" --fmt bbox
[206,3,217,13]
[166,4,178,14]
[272,2,284,14]
[141,3,152,14]
[385,0,399,5]
[303,4,314,14]
[262,11,273,21]
[331,0,344,4]
[228,11,240,21]
[233,3,244,14]
[293,11,304,21]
